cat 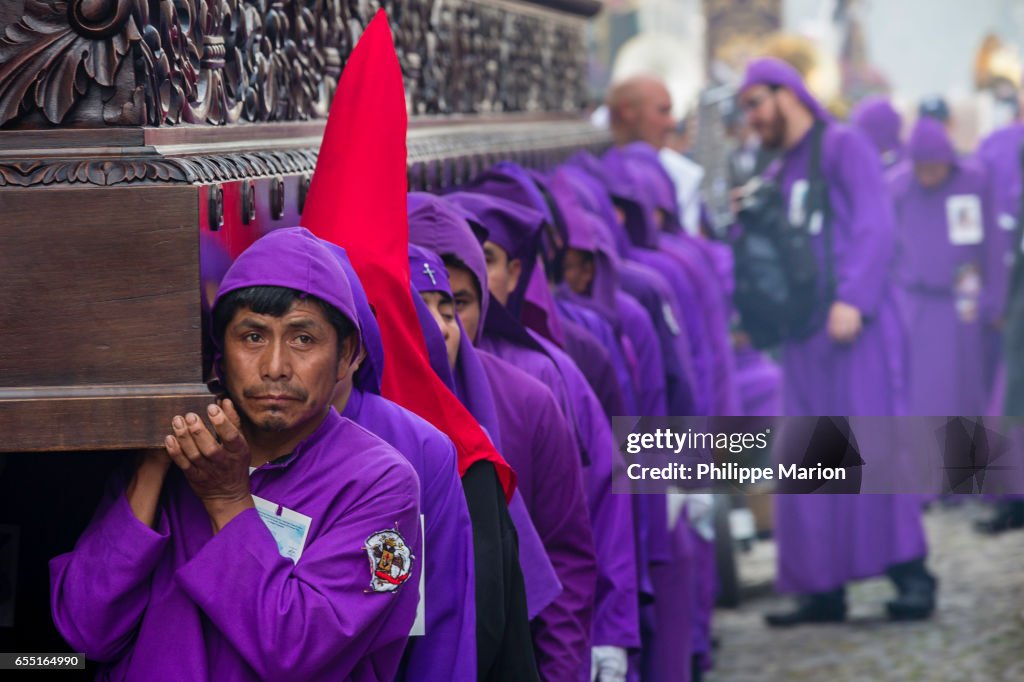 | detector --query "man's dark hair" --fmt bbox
[441,254,482,303]
[212,286,355,359]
